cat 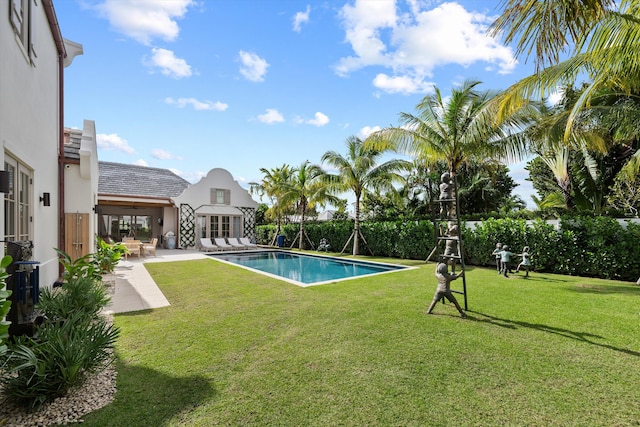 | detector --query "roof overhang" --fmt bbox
[98,194,175,208]
[194,205,243,216]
